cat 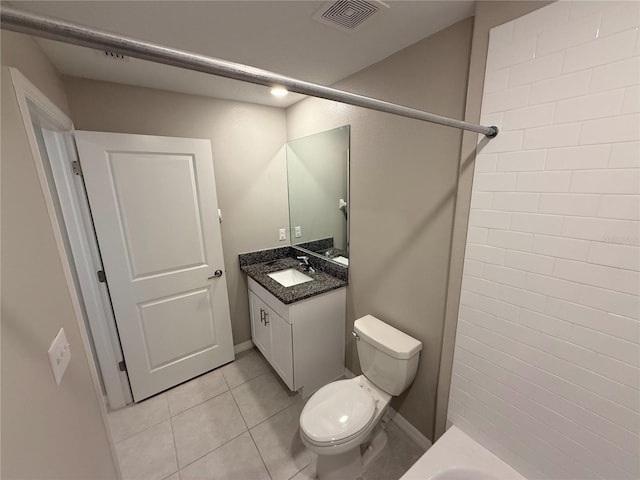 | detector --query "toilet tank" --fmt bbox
[354,315,422,396]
